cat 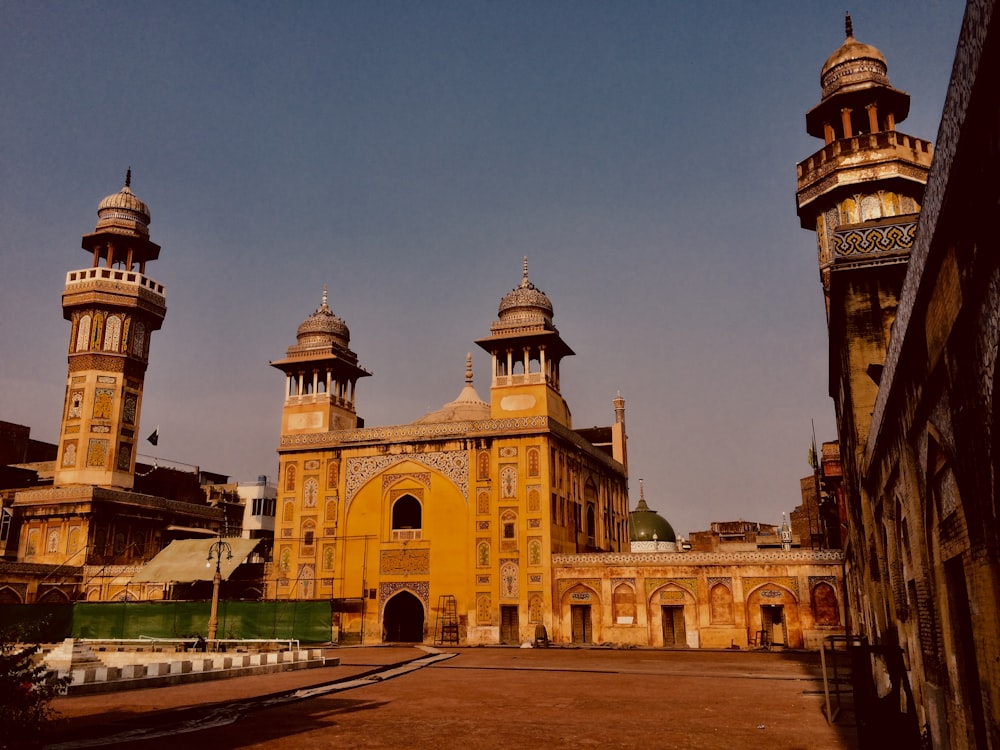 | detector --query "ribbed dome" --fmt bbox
[497,257,554,327]
[414,354,490,424]
[629,486,676,543]
[95,169,151,237]
[820,15,890,98]
[296,286,350,350]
